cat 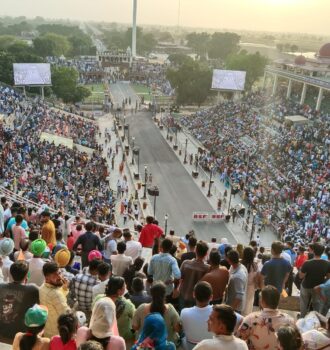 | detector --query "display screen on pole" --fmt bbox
[13,63,52,86]
[211,69,246,91]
